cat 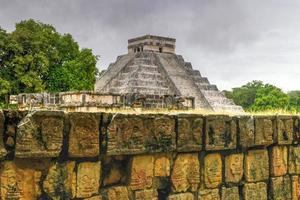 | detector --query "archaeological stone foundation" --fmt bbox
[0,110,299,199]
